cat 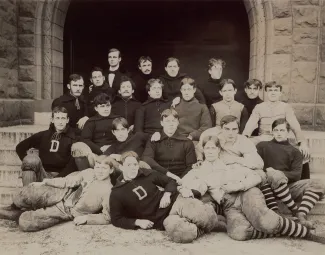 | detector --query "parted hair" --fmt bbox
[146,78,164,92]
[180,77,196,89]
[165,57,180,67]
[52,106,69,118]
[160,108,179,121]
[220,115,239,128]
[264,81,282,91]
[272,118,290,131]
[208,58,226,70]
[244,79,263,89]
[120,151,140,164]
[220,78,236,90]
